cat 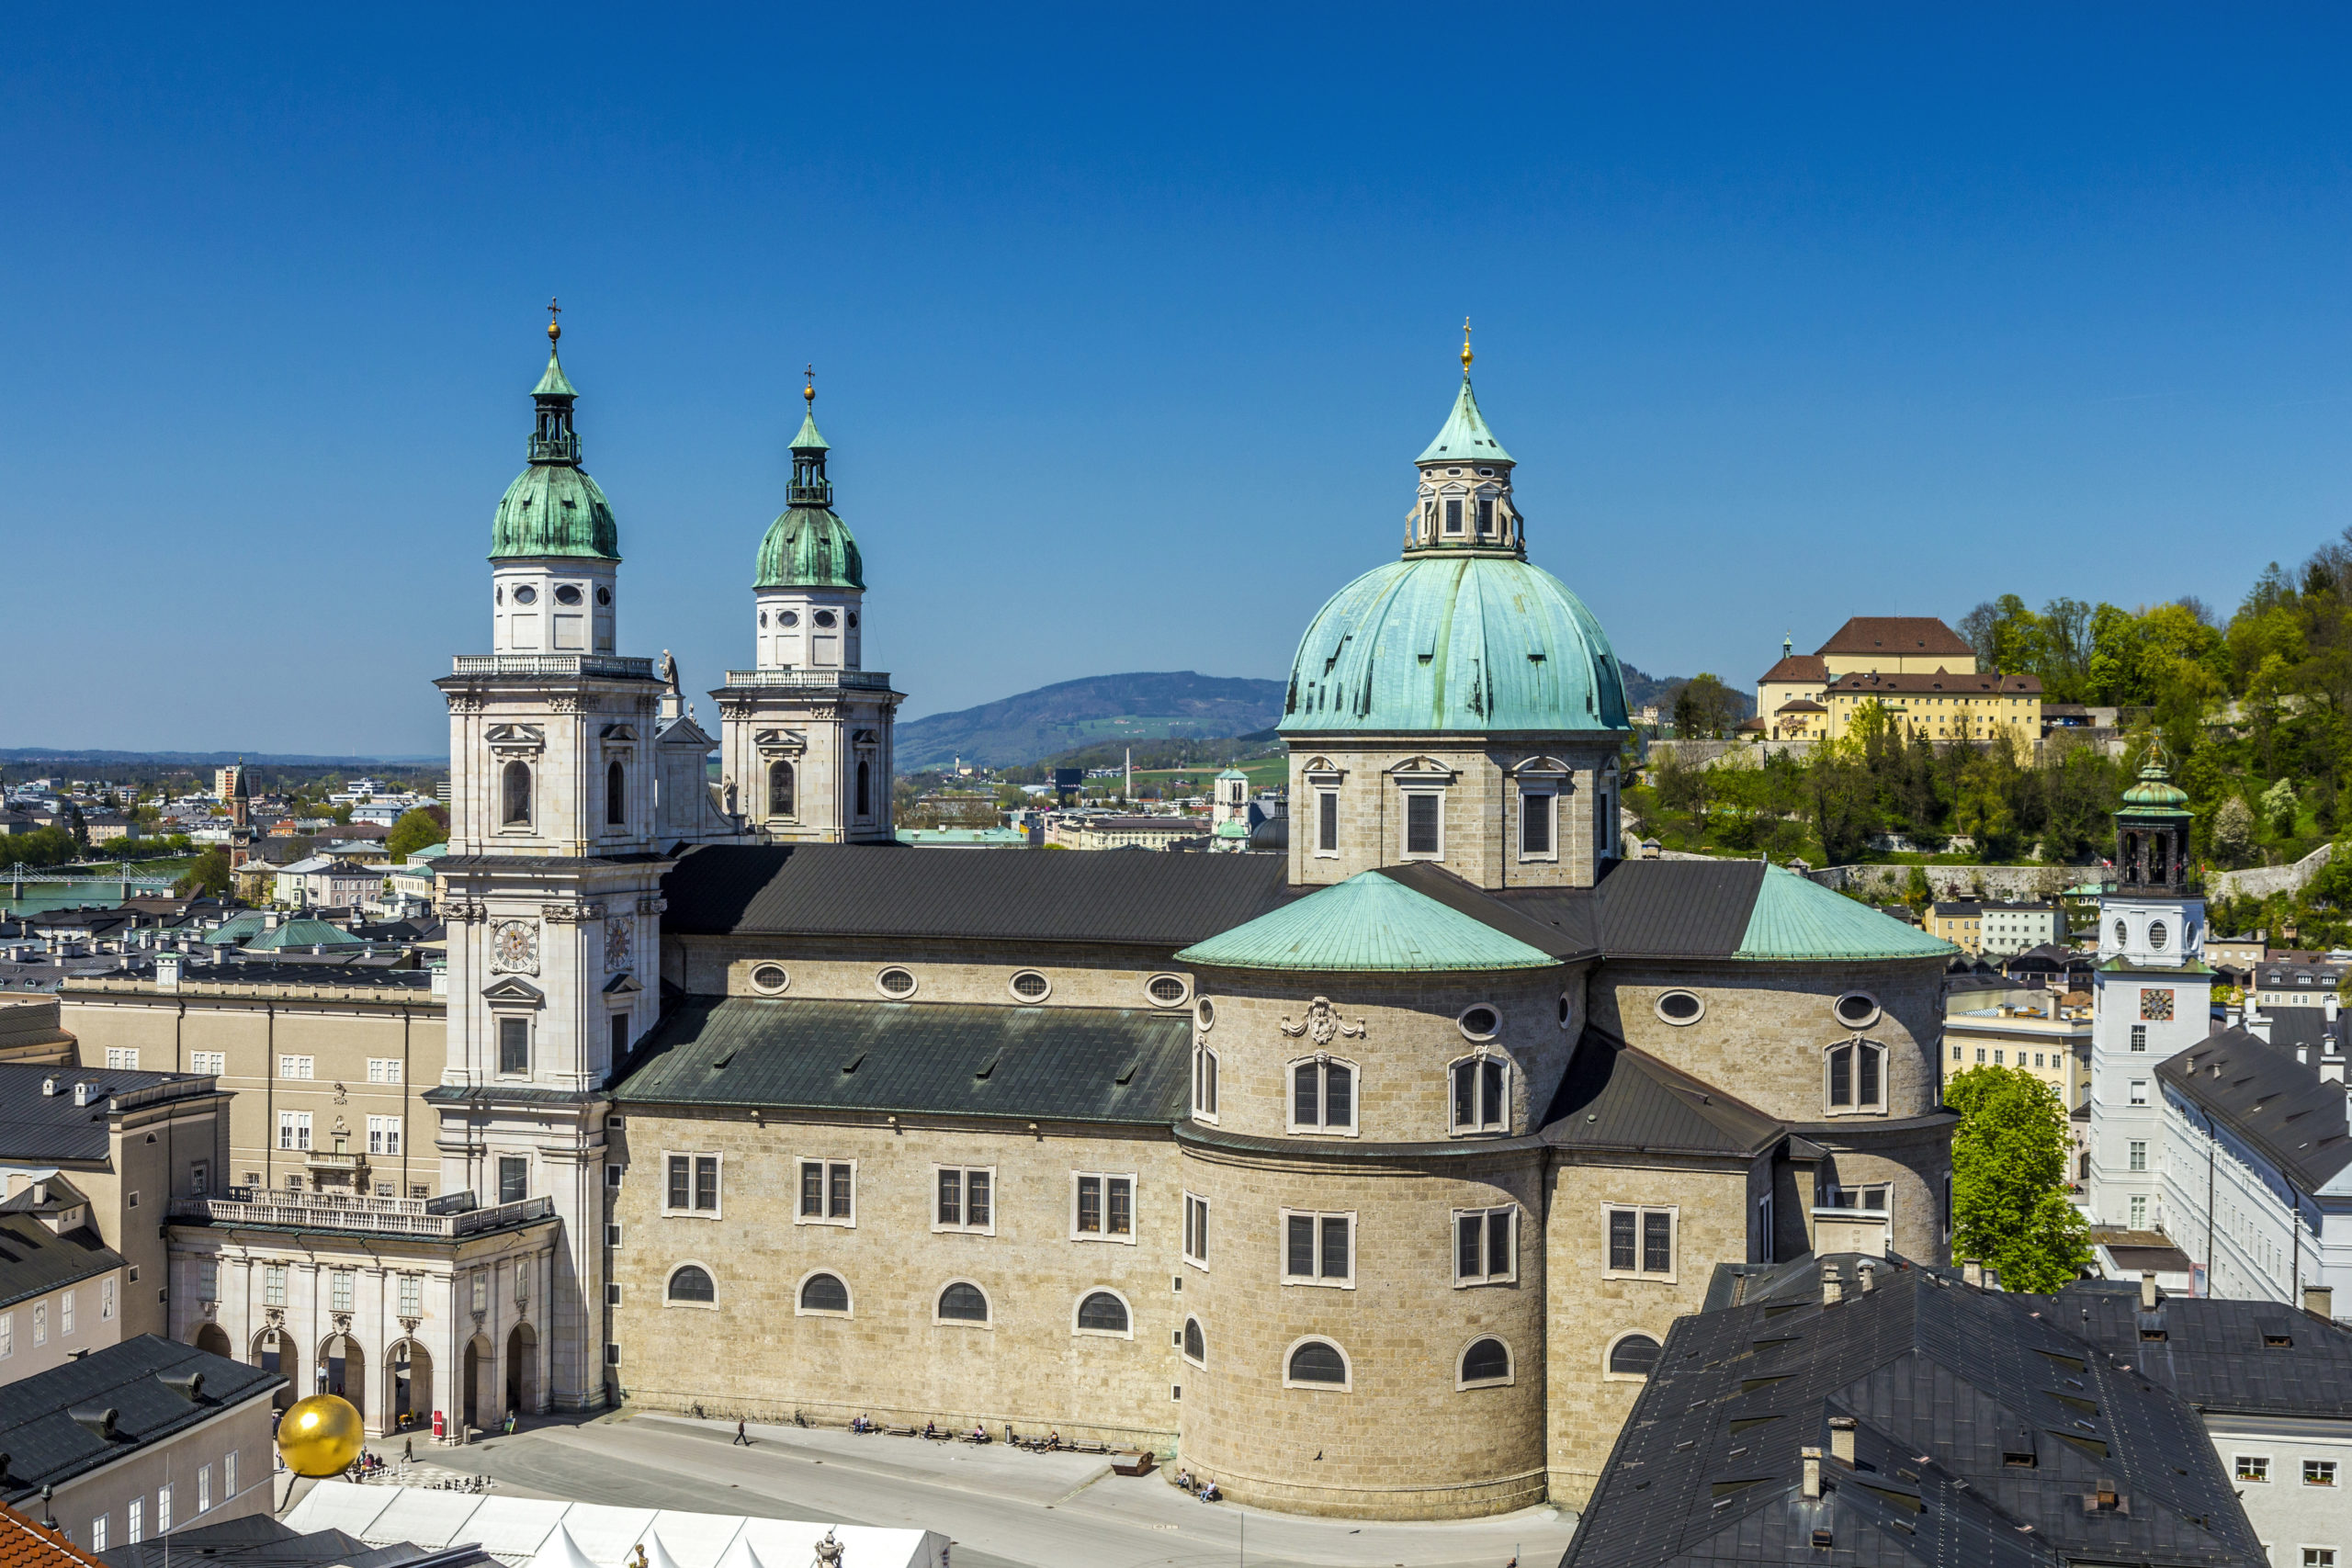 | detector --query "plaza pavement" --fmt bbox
[362,1412,1577,1568]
